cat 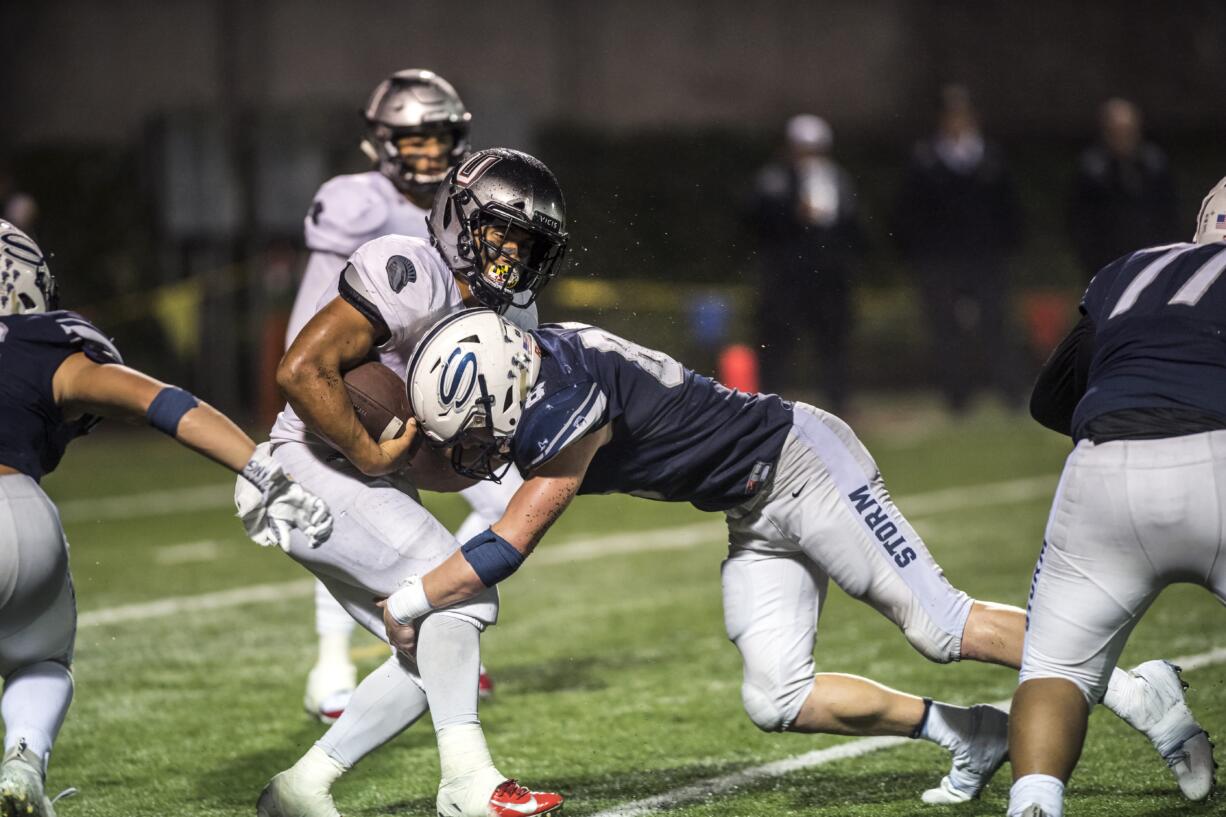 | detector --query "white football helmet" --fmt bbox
[0,220,57,315]
[1193,176,1226,244]
[407,308,540,481]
